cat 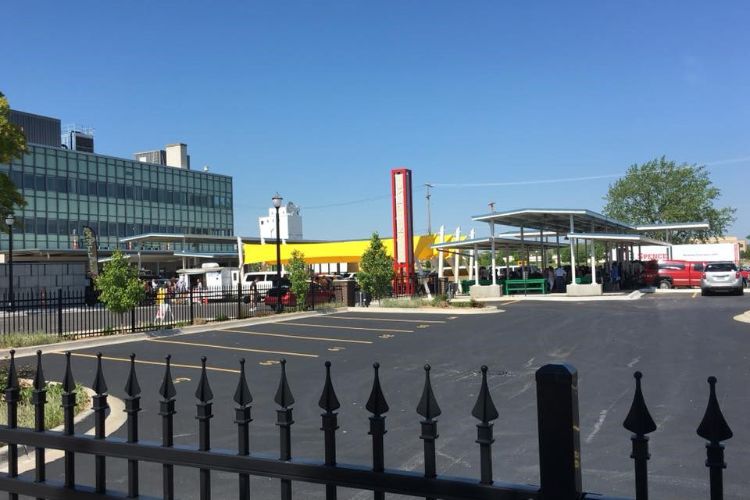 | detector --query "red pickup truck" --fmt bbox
[642,260,706,289]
